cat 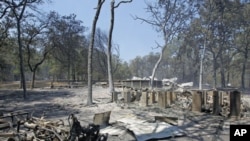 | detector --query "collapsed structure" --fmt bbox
[0,77,247,141]
[0,113,107,141]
